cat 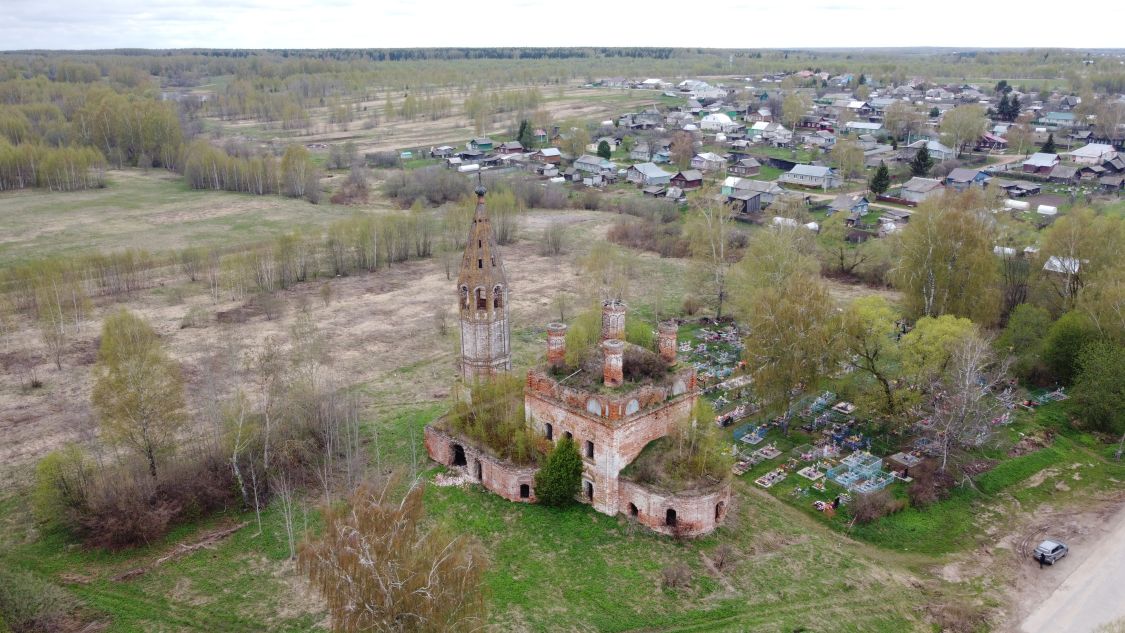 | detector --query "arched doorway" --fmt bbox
[451,443,466,466]
[628,503,639,517]
[474,459,482,480]
[665,508,677,526]
[715,501,725,521]
[519,484,530,499]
